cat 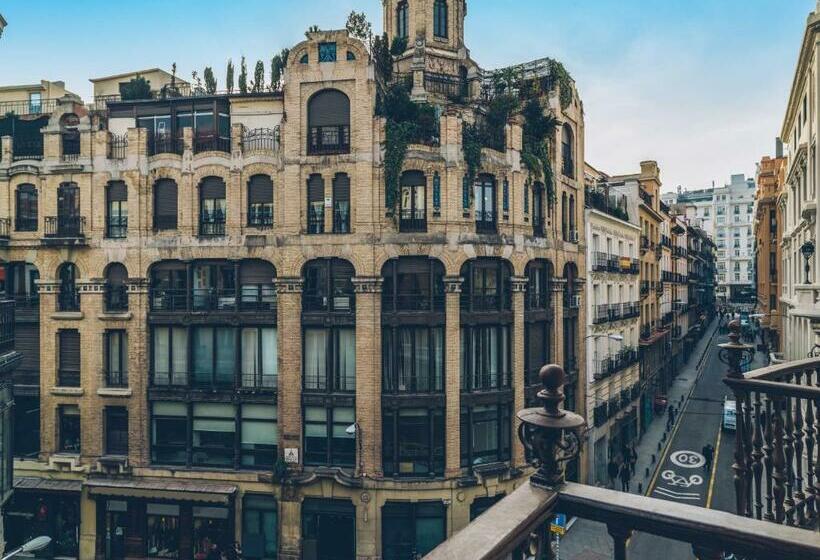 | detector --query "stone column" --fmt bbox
[352,276,383,478]
[443,275,463,477]
[553,278,567,367]
[279,486,302,560]
[276,277,303,469]
[127,277,150,467]
[511,275,528,468]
